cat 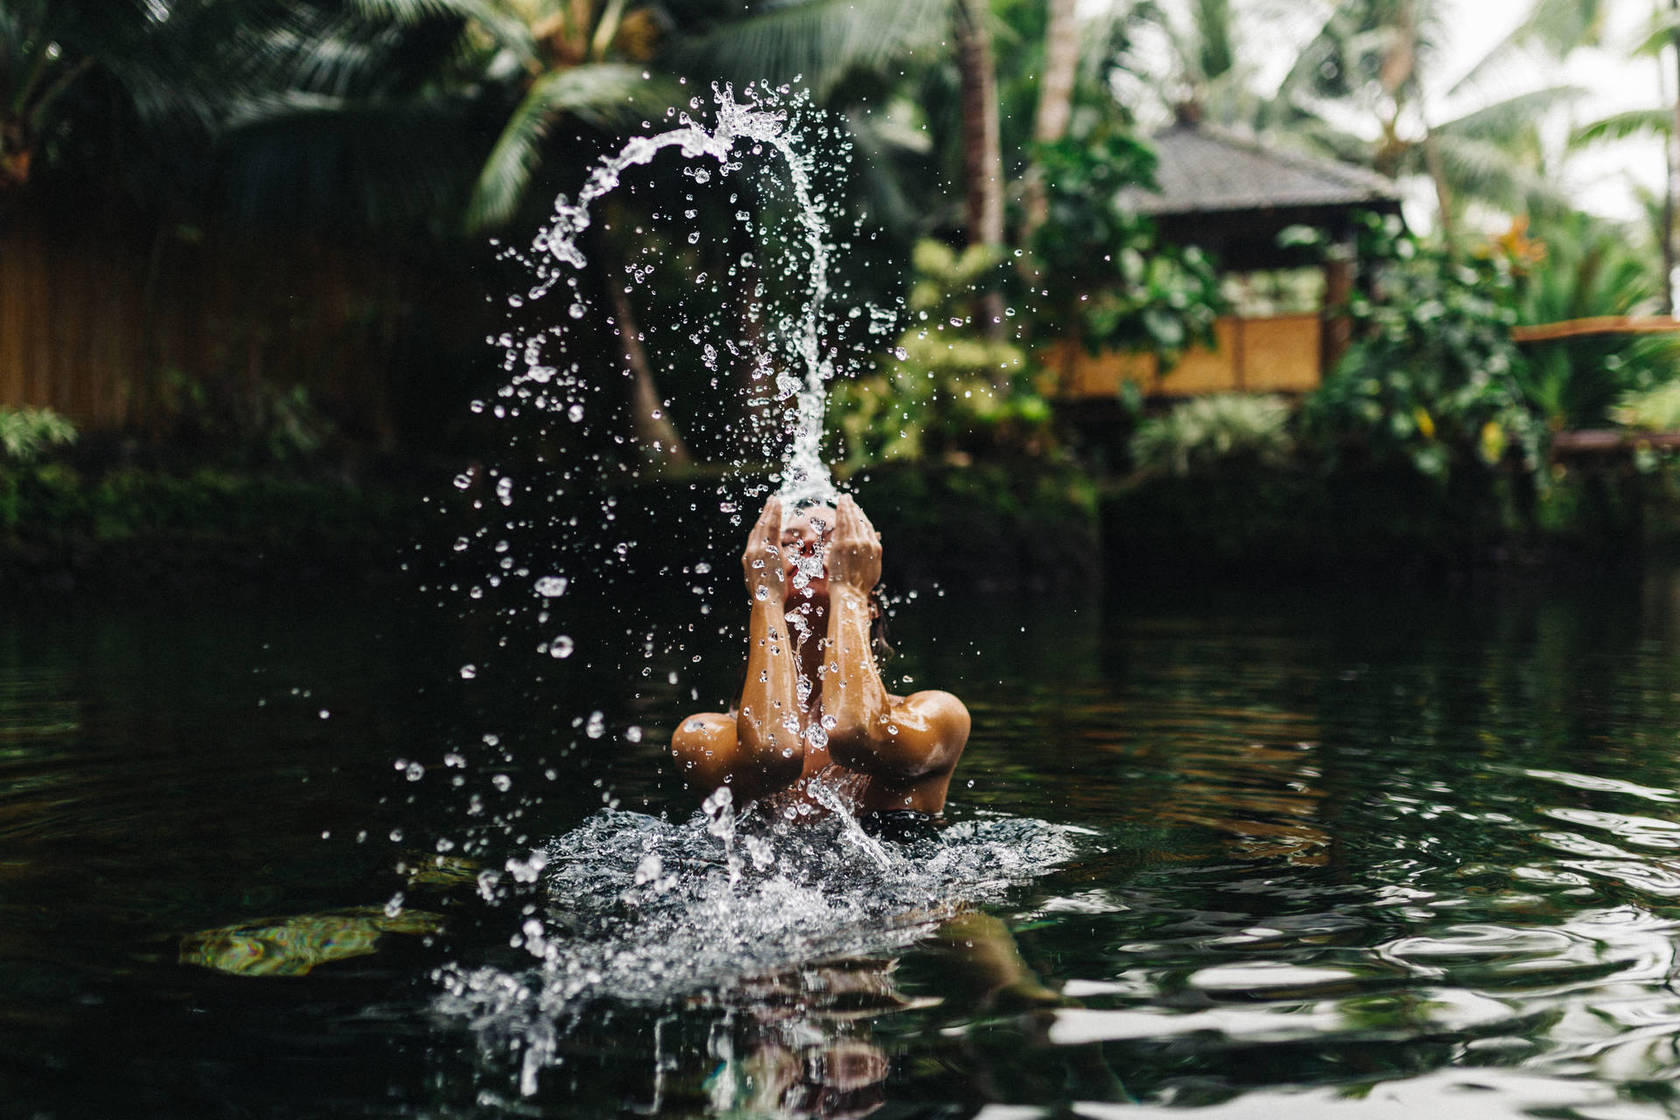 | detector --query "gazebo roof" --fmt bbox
[1116,125,1402,270]
[1119,125,1401,217]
